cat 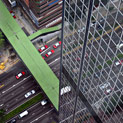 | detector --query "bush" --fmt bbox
[3,94,43,121]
